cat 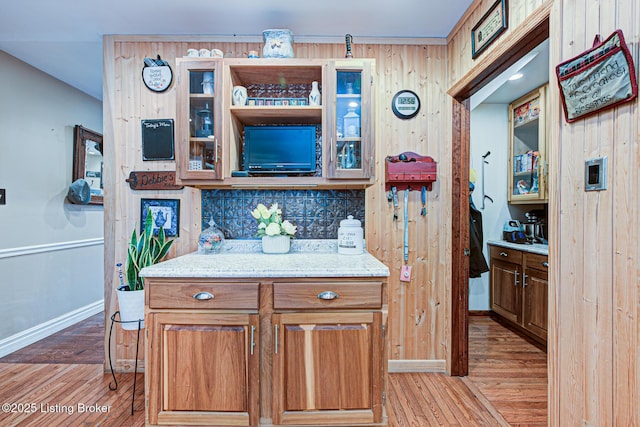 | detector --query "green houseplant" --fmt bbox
[116,208,175,328]
[125,207,175,291]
